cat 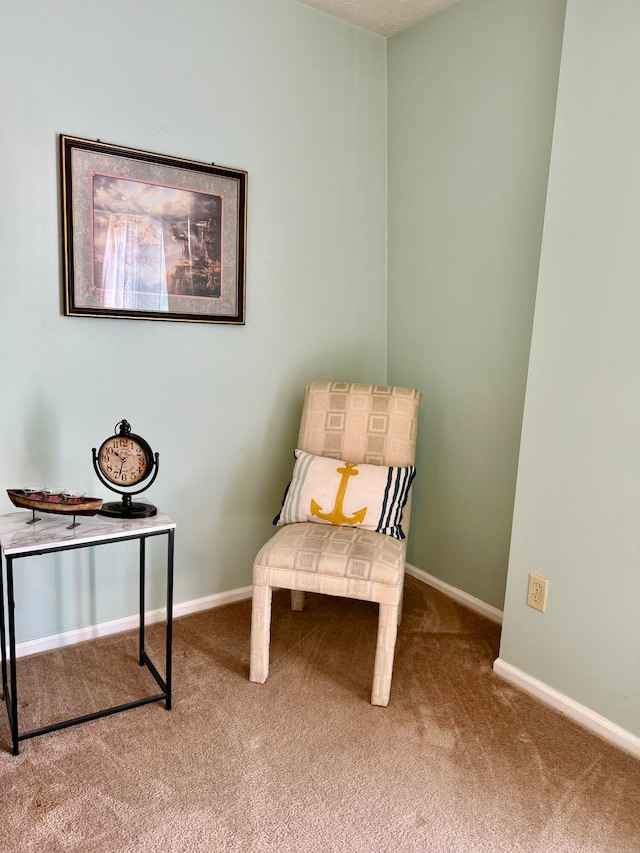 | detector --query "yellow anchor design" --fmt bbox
[310,462,367,525]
